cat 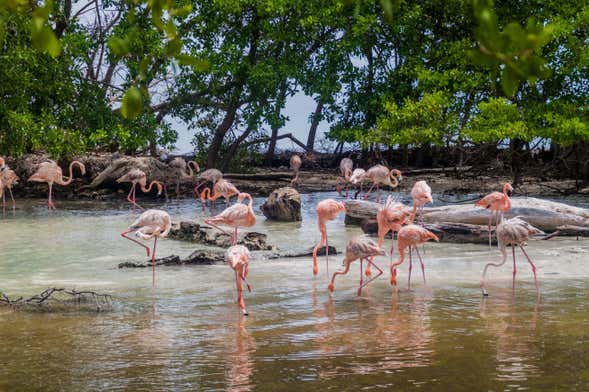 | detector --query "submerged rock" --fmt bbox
[168,221,274,250]
[260,187,302,221]
[273,245,338,258]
